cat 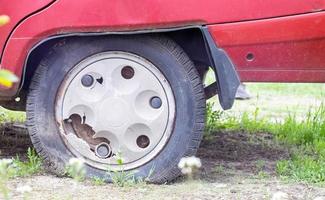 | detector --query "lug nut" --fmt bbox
[81,74,94,87]
[95,143,112,159]
[150,96,162,109]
